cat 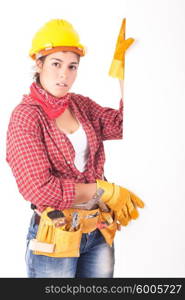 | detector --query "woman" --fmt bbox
[6,19,141,278]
